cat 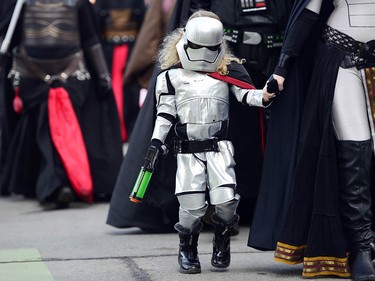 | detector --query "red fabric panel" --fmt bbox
[209,71,265,156]
[48,87,93,203]
[13,87,23,113]
[208,72,256,90]
[112,44,129,142]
